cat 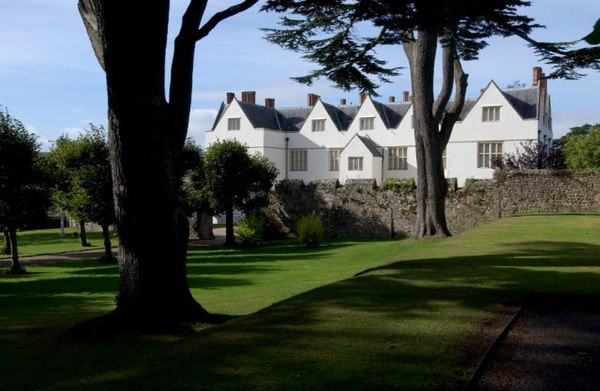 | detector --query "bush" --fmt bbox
[464,177,477,190]
[236,213,264,246]
[297,211,324,247]
[383,177,416,192]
